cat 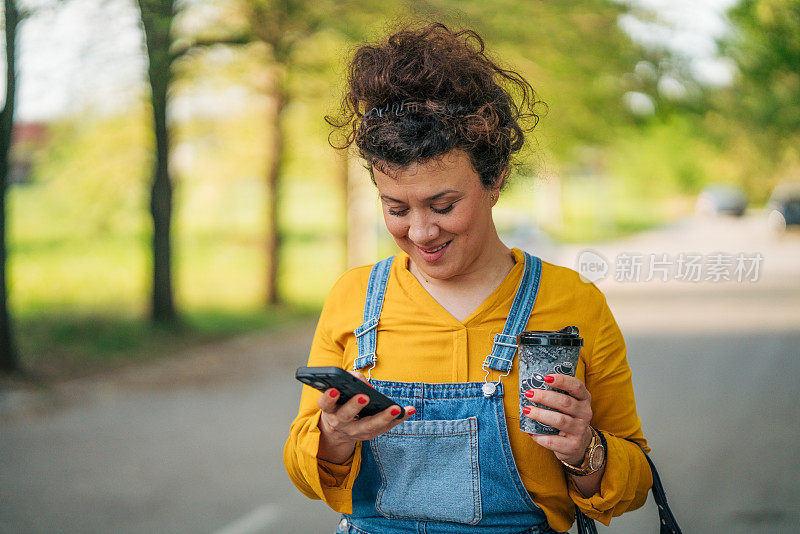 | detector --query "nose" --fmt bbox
[407,211,439,245]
